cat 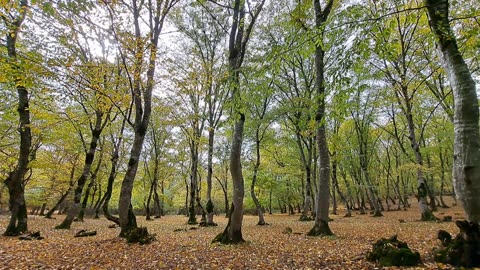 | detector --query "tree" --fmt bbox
[108,0,178,236]
[365,0,437,220]
[308,0,334,236]
[1,0,31,236]
[425,0,480,224]
[247,84,274,225]
[213,0,266,244]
